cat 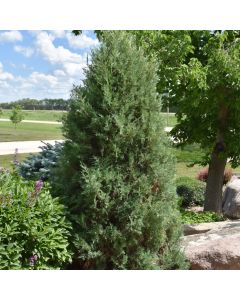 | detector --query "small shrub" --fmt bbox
[176,176,206,207]
[181,210,225,224]
[18,141,64,181]
[0,171,72,269]
[197,167,232,184]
